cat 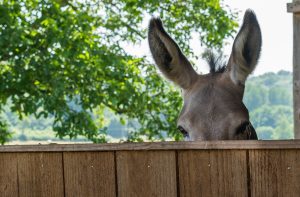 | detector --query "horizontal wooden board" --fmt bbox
[249,150,300,197]
[116,151,177,197]
[1,140,300,152]
[63,152,116,197]
[178,150,248,197]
